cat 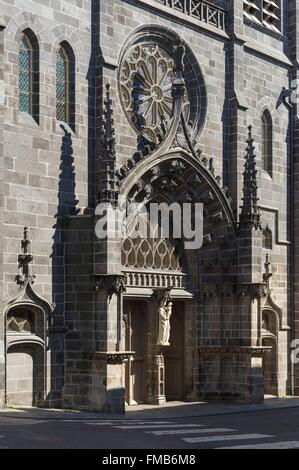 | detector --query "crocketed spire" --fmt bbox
[239,125,261,230]
[98,83,118,205]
